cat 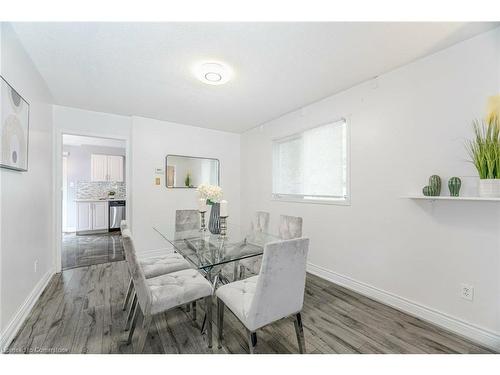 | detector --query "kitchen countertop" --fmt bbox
[74,198,126,202]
